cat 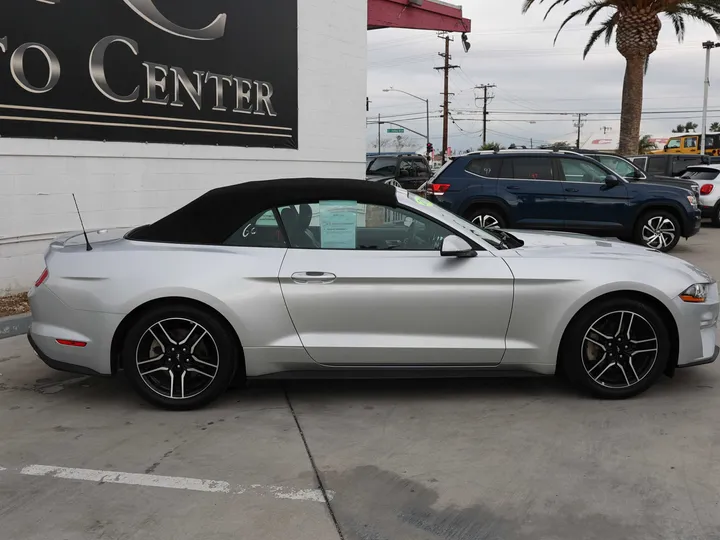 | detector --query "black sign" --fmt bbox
[0,0,298,148]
